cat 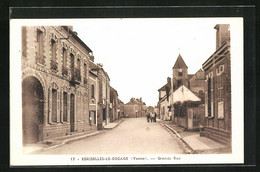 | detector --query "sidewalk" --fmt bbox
[161,120,231,154]
[23,118,124,154]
